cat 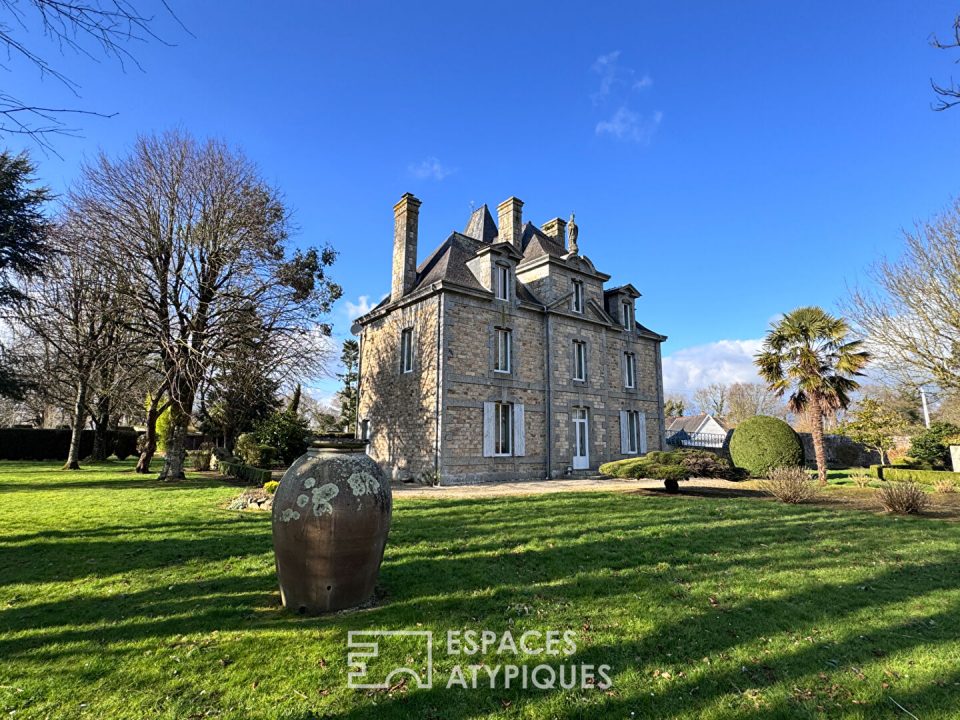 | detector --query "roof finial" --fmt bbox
[568,212,579,255]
